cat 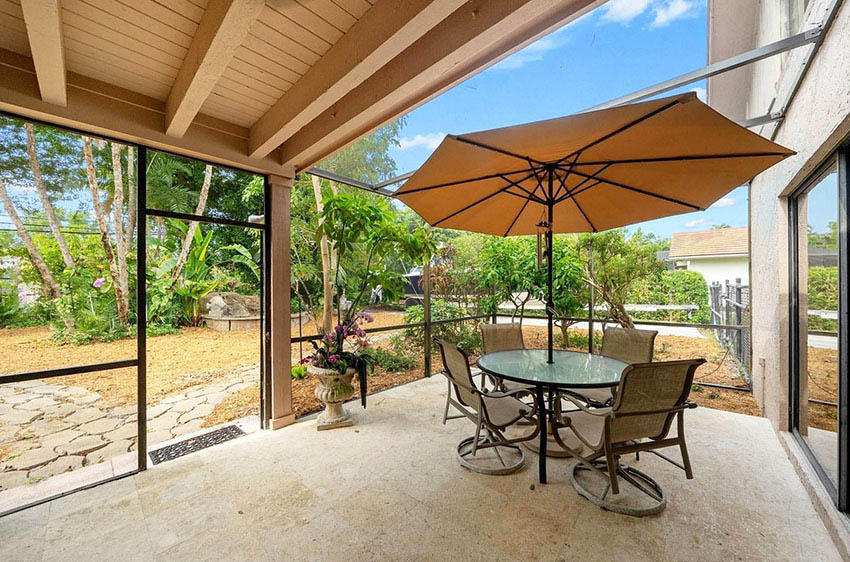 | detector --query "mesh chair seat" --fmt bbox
[567,328,658,407]
[435,339,540,476]
[482,395,530,427]
[560,408,608,450]
[554,358,706,517]
[571,387,613,406]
